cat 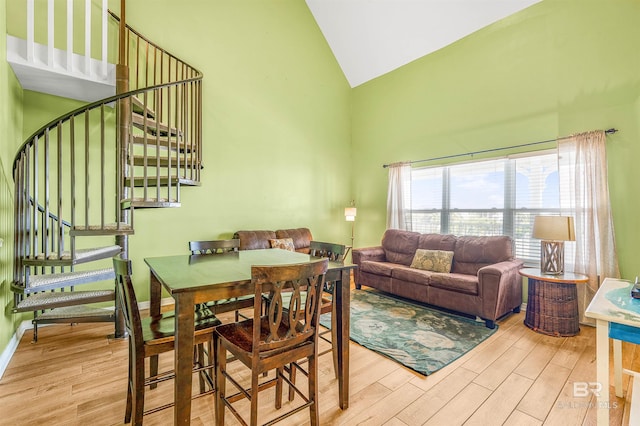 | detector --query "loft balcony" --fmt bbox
[6,0,115,102]
[7,34,115,103]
